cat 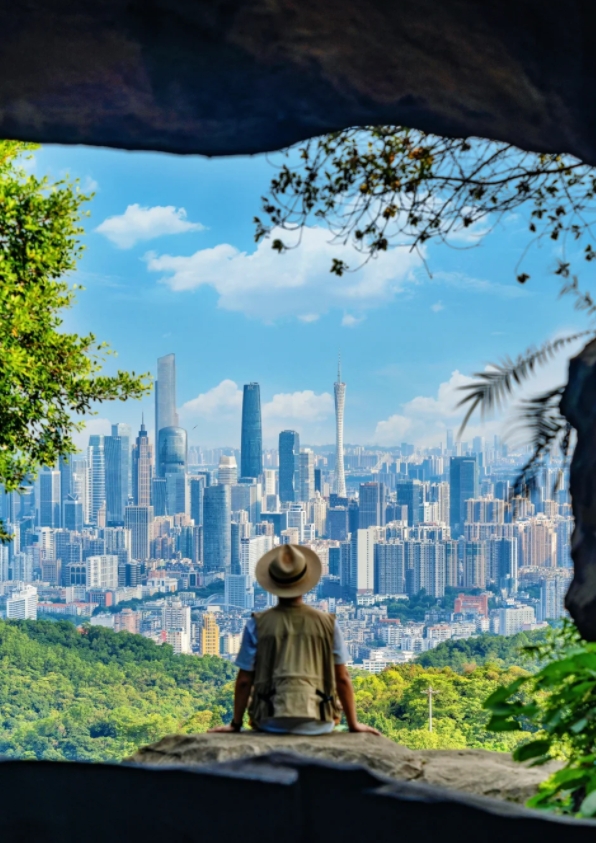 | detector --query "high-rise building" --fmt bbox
[334,357,346,498]
[279,430,300,503]
[201,612,220,655]
[396,480,423,526]
[88,435,106,525]
[225,574,254,610]
[188,475,205,526]
[132,418,153,506]
[63,496,83,532]
[218,455,238,485]
[203,484,231,573]
[157,426,187,477]
[155,353,178,448]
[125,505,154,561]
[104,423,131,525]
[406,541,446,598]
[449,456,478,538]
[38,466,61,528]
[297,449,315,502]
[463,540,487,588]
[239,534,273,581]
[6,585,38,620]
[356,527,385,594]
[374,541,405,595]
[327,507,348,541]
[359,482,386,529]
[86,554,119,589]
[240,383,262,479]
